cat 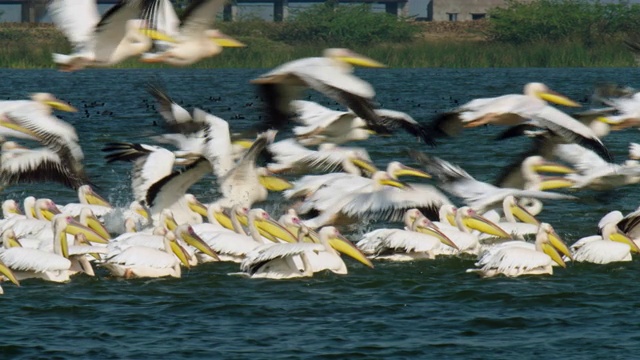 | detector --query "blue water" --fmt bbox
[1,68,640,359]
